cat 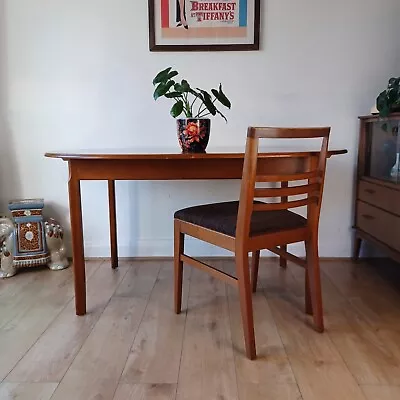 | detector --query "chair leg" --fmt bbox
[279,245,287,268]
[305,235,324,332]
[305,267,313,315]
[174,220,184,314]
[251,250,260,293]
[236,250,256,359]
